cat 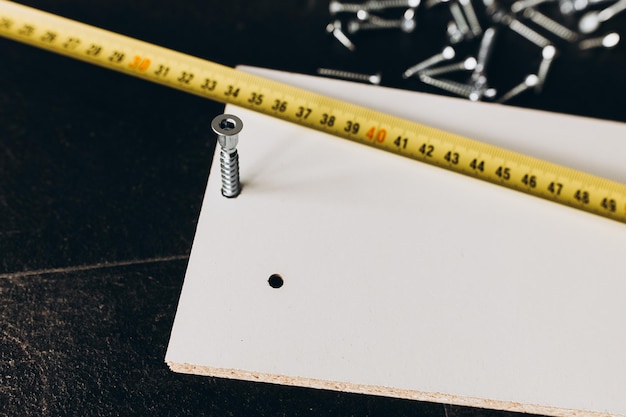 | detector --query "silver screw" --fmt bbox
[496,74,539,103]
[348,11,417,33]
[471,27,497,84]
[450,2,472,37]
[511,0,555,13]
[419,74,475,98]
[403,46,456,78]
[326,20,356,51]
[502,14,551,48]
[459,0,483,36]
[317,68,382,84]
[522,8,579,42]
[212,114,243,198]
[330,0,420,13]
[419,57,477,76]
[579,0,626,33]
[535,44,557,92]
[578,32,620,49]
[559,0,613,15]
